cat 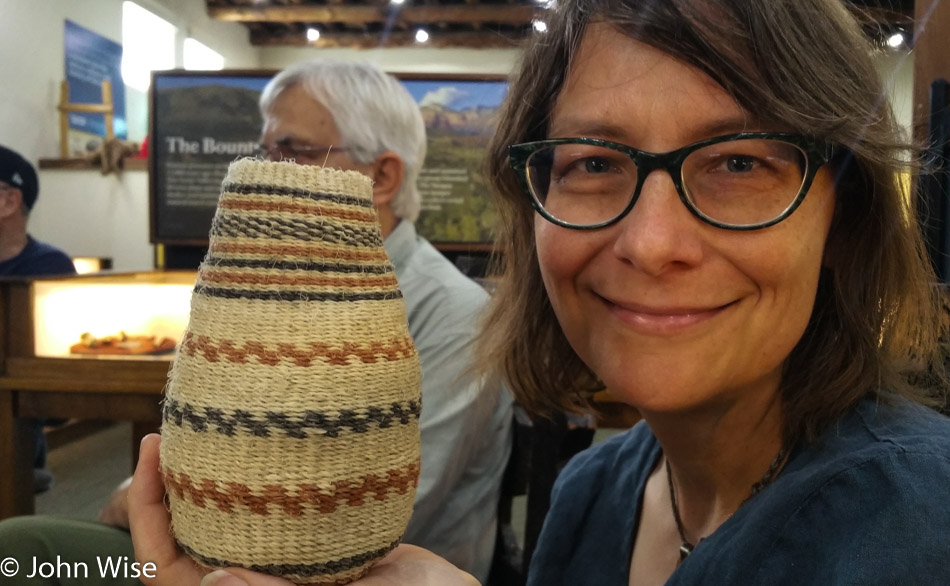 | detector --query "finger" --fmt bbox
[361,545,480,586]
[374,544,444,565]
[201,570,249,586]
[129,434,179,566]
[208,568,298,586]
[129,433,205,585]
